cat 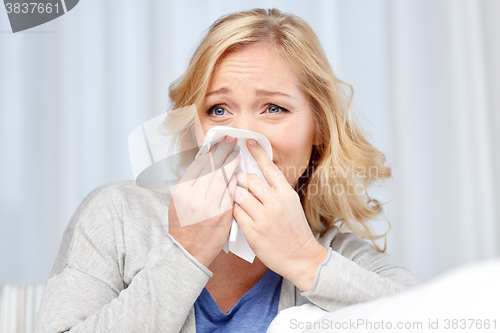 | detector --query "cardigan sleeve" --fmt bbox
[34,184,210,333]
[300,227,420,312]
